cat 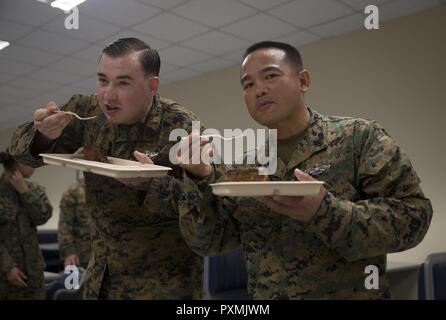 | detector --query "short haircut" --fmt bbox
[0,150,16,171]
[102,37,161,76]
[243,41,303,70]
